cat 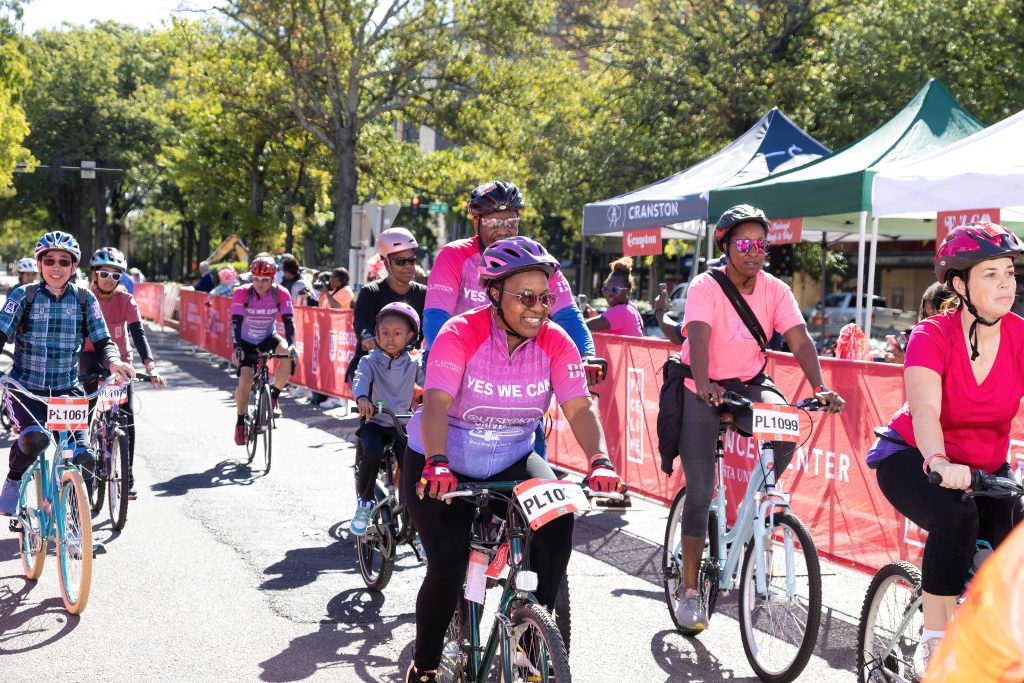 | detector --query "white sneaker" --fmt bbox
[914,636,943,679]
[0,477,20,517]
[350,499,373,536]
[320,397,344,410]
